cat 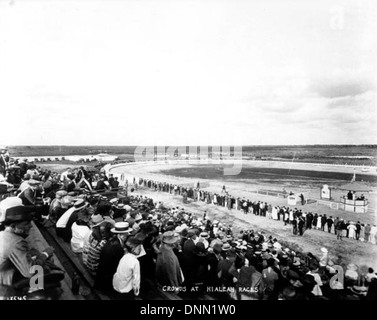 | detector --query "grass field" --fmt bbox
[159,165,377,185]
